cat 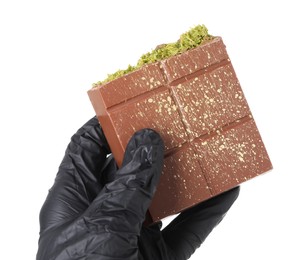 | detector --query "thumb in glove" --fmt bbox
[84,128,164,234]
